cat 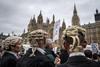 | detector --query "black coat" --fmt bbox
[60,49,69,64]
[57,55,99,67]
[98,60,100,66]
[45,48,57,62]
[16,48,55,67]
[0,52,17,67]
